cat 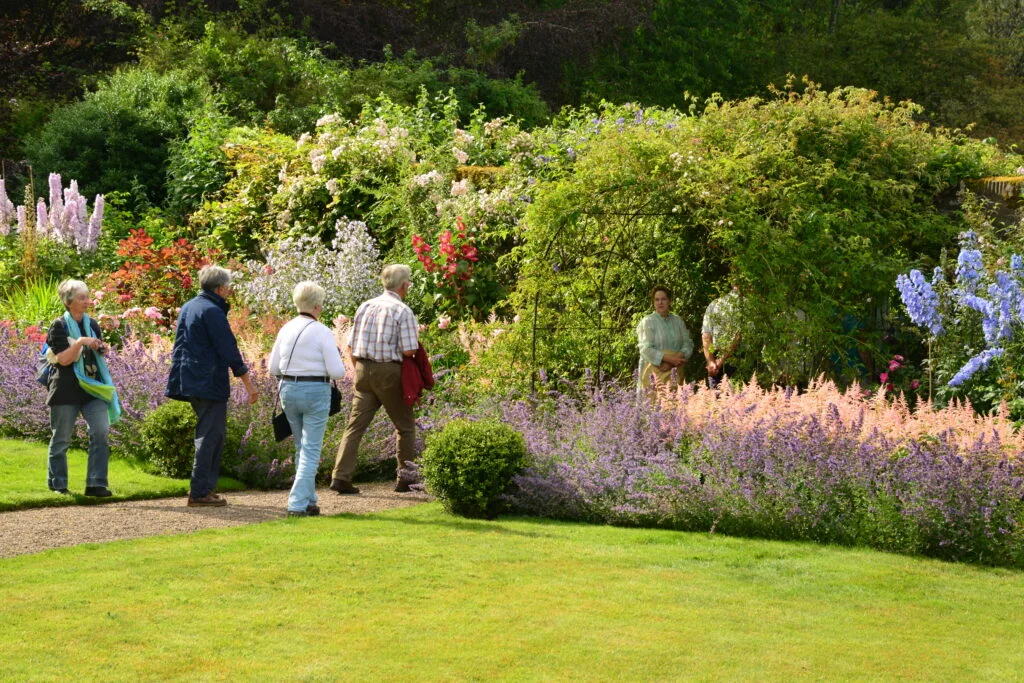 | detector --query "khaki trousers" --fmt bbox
[332,359,416,482]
